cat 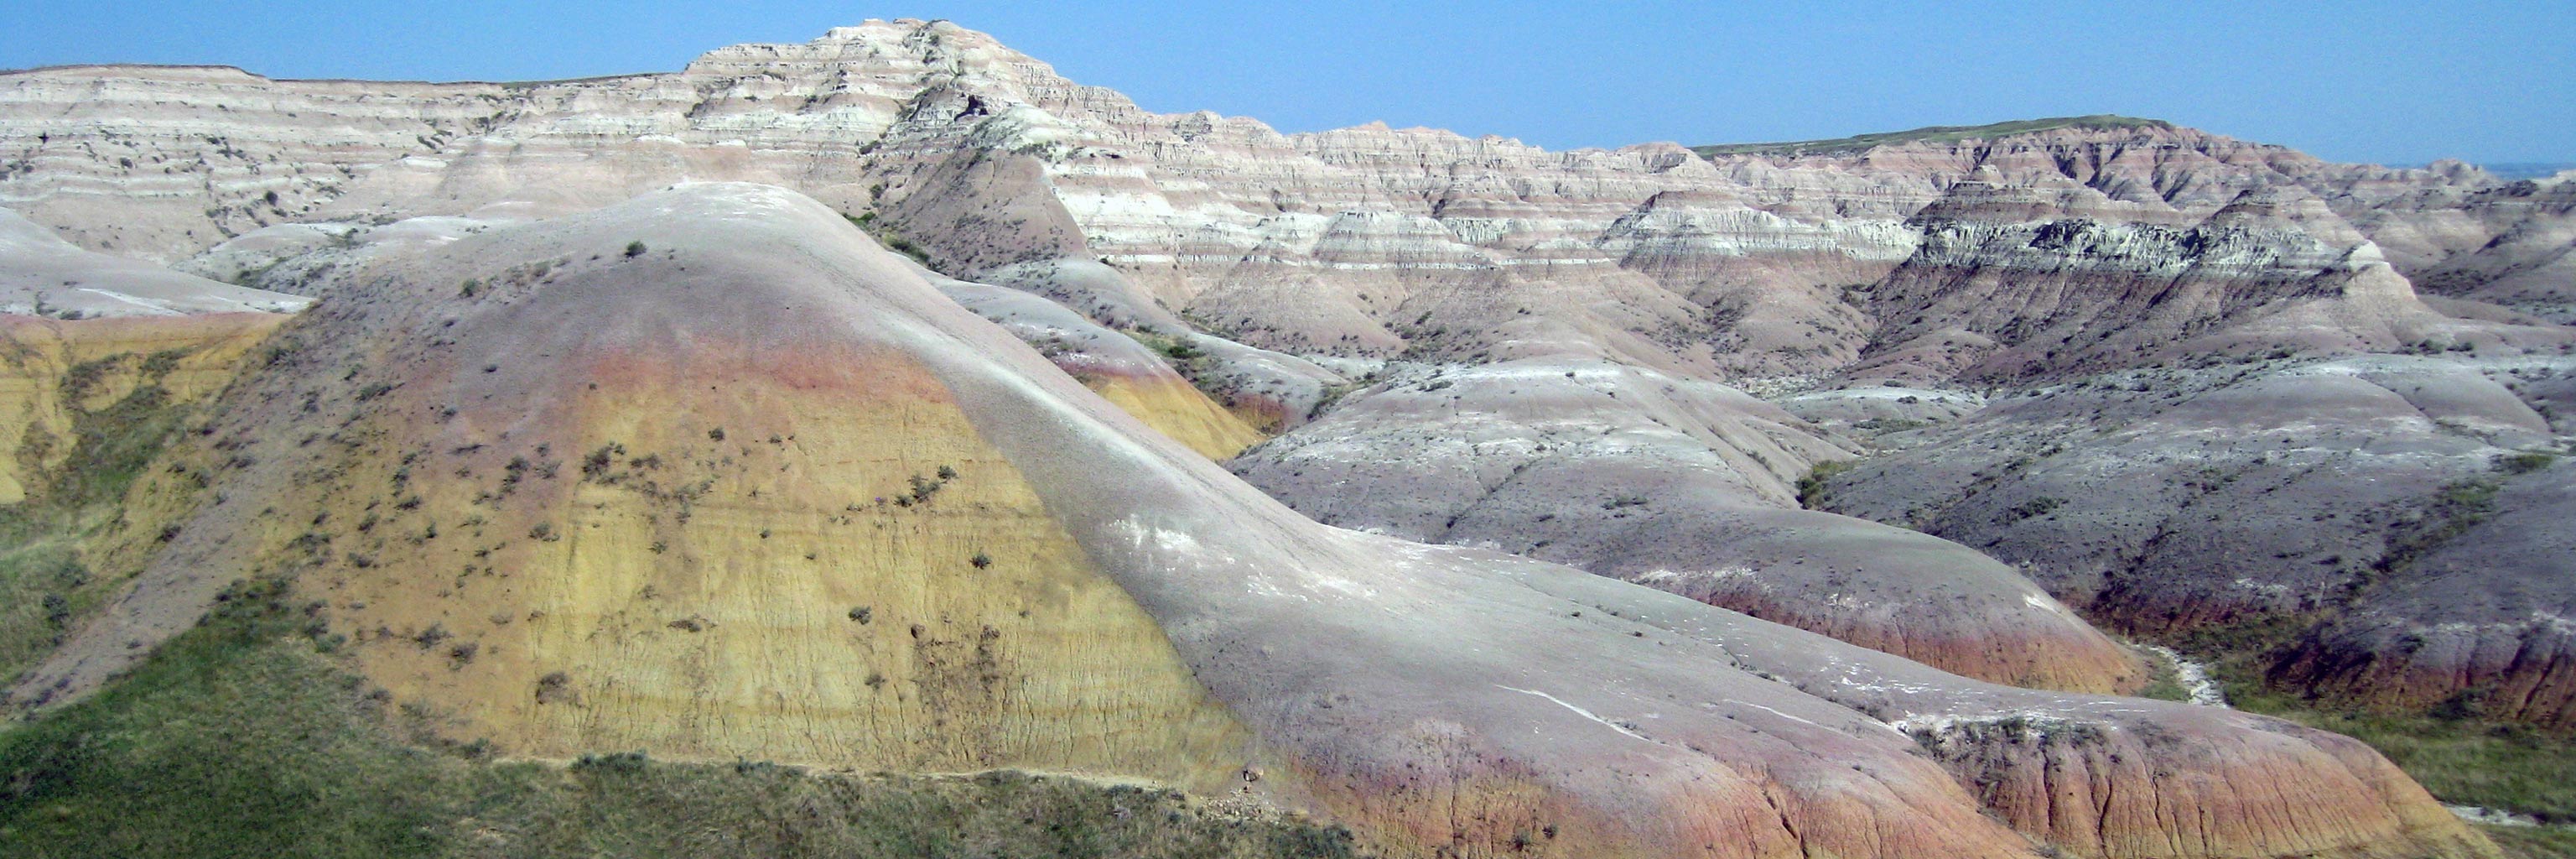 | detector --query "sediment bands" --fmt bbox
[74,185,2466,859]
